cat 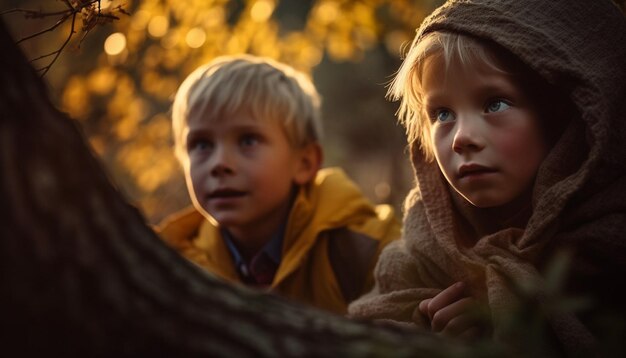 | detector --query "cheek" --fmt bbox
[187,160,205,195]
[494,126,547,171]
[431,129,458,185]
[431,128,444,155]
[492,131,527,158]
[432,128,453,163]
